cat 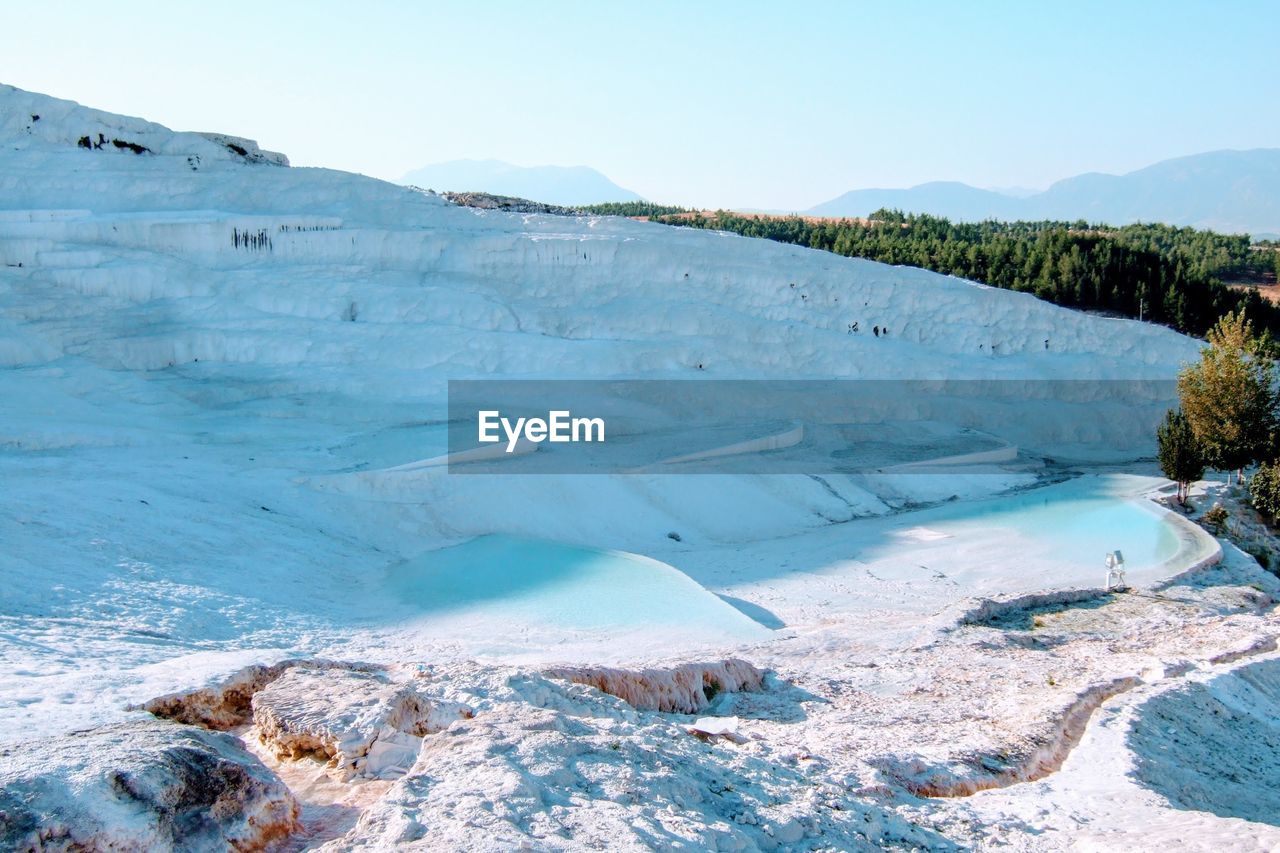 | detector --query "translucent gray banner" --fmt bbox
[443,379,1177,474]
